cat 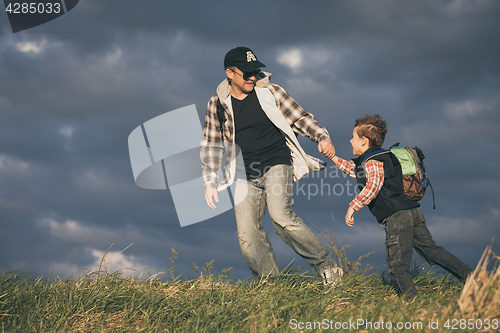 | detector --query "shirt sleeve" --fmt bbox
[334,157,356,178]
[267,83,331,143]
[200,95,225,191]
[349,160,385,211]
